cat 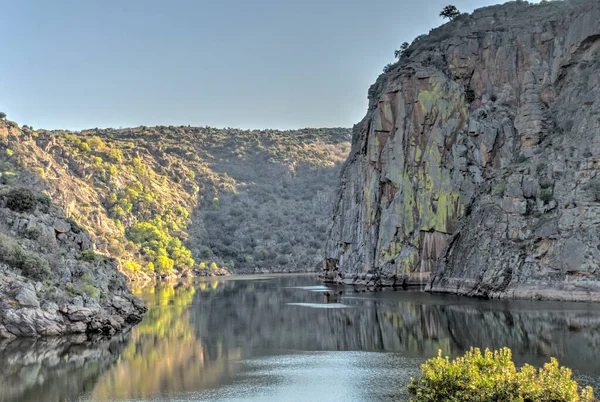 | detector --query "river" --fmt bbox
[1,274,599,401]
